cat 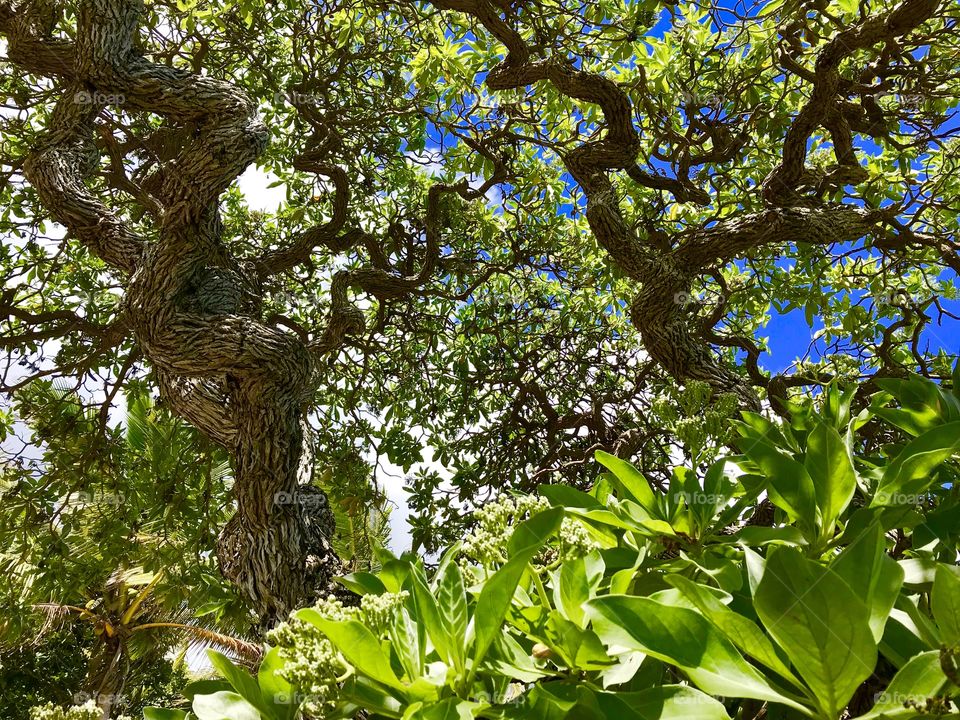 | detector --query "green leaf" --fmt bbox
[258,647,298,720]
[144,710,189,720]
[543,611,615,670]
[404,697,484,719]
[754,548,877,719]
[408,567,451,666]
[853,651,949,719]
[872,422,960,507]
[805,421,857,536]
[595,451,657,513]
[830,523,904,643]
[296,612,406,691]
[740,438,818,534]
[472,507,563,672]
[665,574,800,685]
[508,505,564,558]
[539,484,602,509]
[555,555,590,627]
[584,595,808,713]
[192,691,262,720]
[338,572,387,596]
[590,685,732,720]
[931,564,960,644]
[435,549,468,674]
[207,650,270,718]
